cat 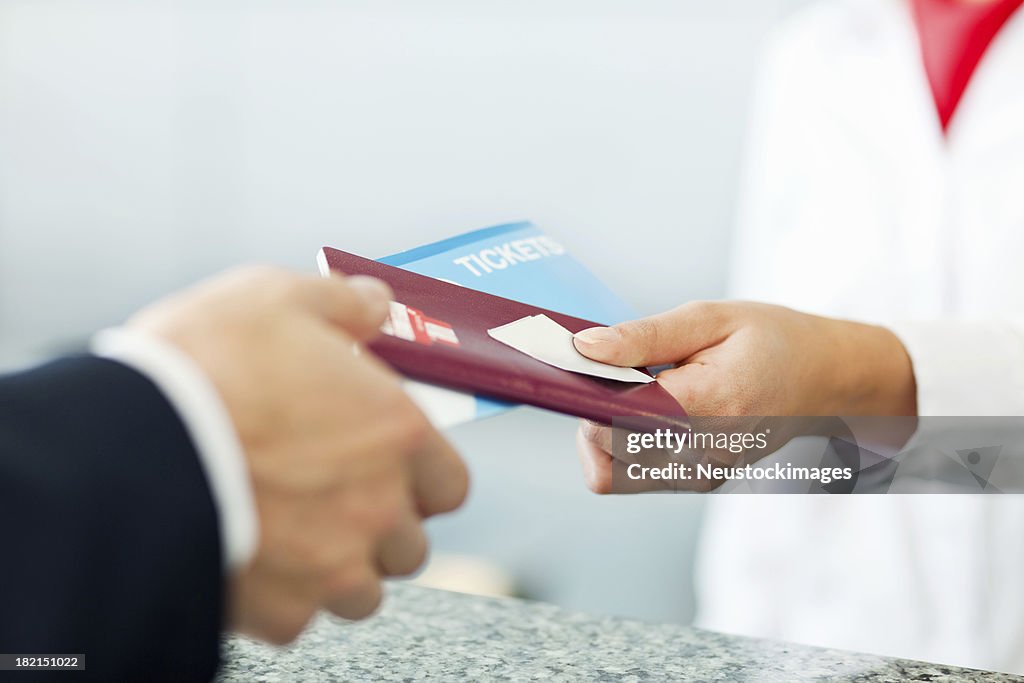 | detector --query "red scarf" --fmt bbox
[910,0,1023,130]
